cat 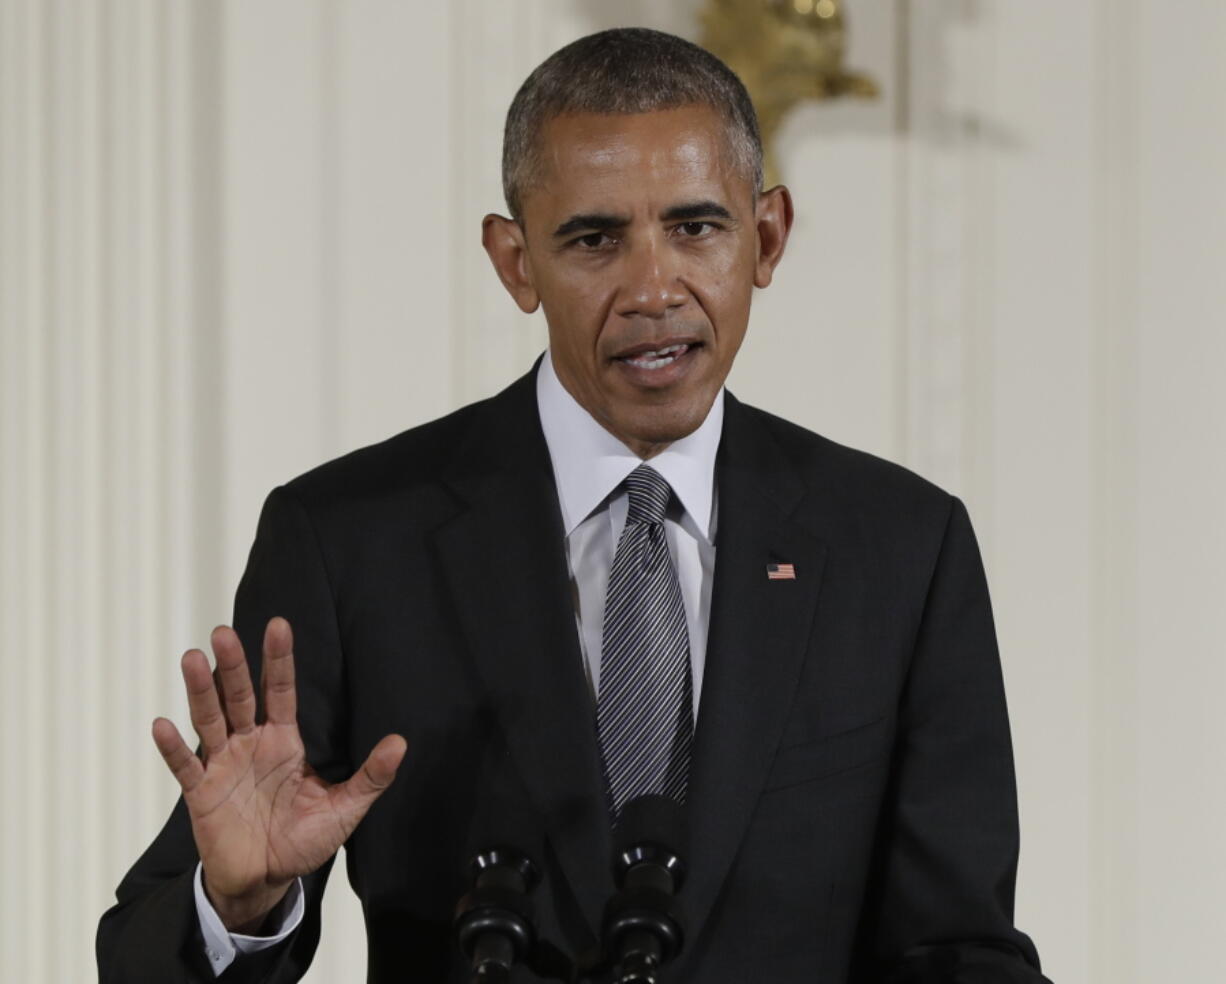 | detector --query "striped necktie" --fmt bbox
[596,464,693,816]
